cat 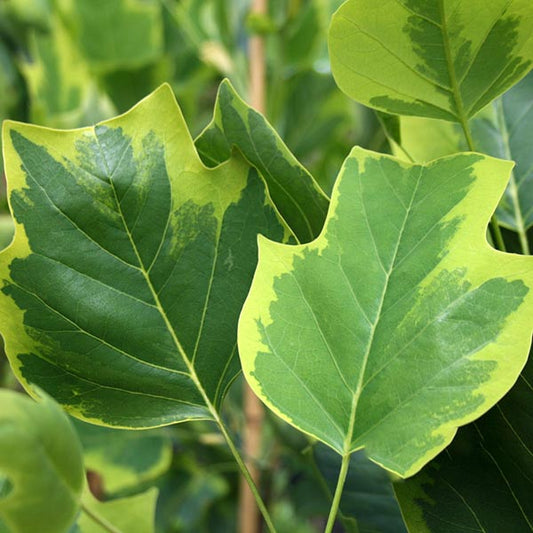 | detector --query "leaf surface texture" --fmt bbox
[239,147,533,476]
